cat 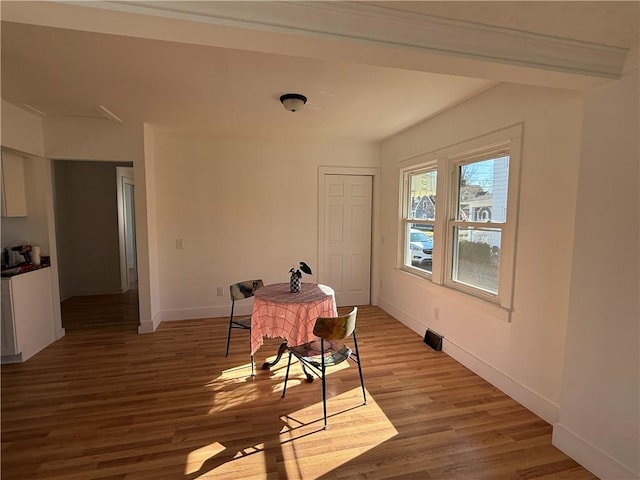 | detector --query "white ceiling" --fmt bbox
[1,1,638,142]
